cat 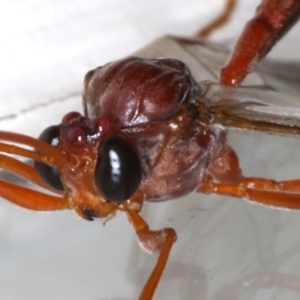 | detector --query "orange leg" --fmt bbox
[125,208,177,300]
[196,0,237,38]
[198,175,300,209]
[220,0,300,87]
